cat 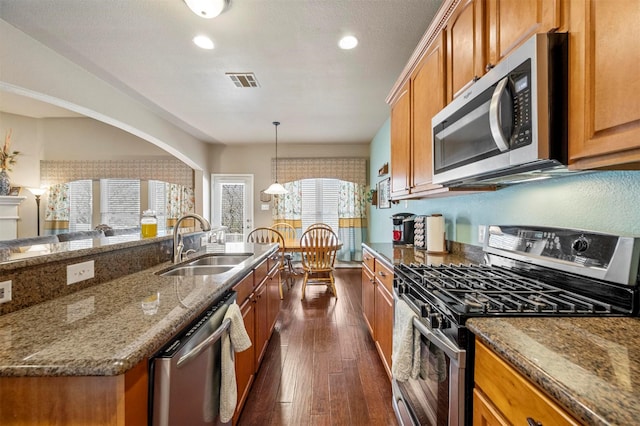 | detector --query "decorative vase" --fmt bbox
[0,169,10,196]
